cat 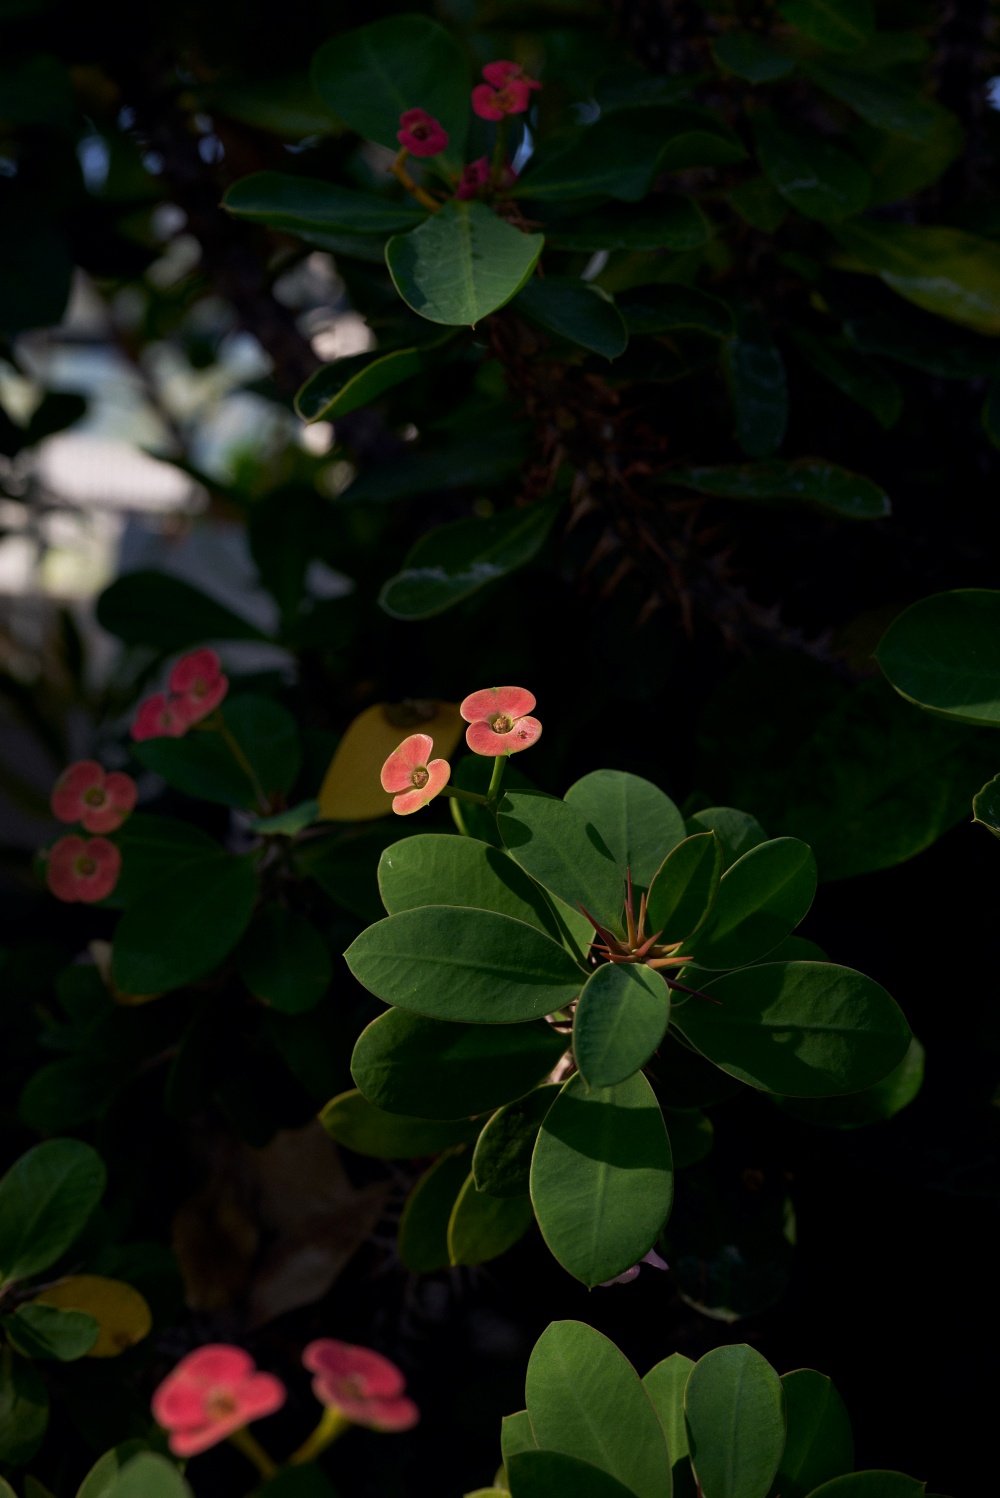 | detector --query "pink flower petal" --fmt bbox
[46,835,86,902]
[131,692,187,741]
[364,1394,420,1431]
[233,1371,287,1423]
[380,733,435,793]
[465,716,541,757]
[303,1340,406,1398]
[459,686,536,723]
[391,758,449,815]
[169,649,222,695]
[75,839,122,903]
[397,108,449,157]
[173,675,228,727]
[471,84,505,121]
[51,761,104,822]
[80,771,137,834]
[167,1410,249,1458]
